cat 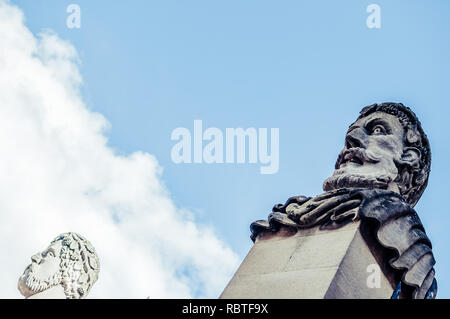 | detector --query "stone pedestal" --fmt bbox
[220,221,396,299]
